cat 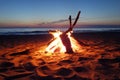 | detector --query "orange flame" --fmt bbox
[45,30,66,53]
[45,30,81,54]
